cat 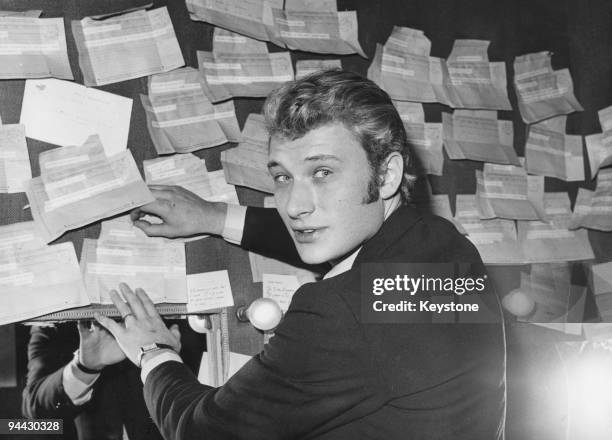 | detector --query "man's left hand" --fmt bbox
[94,283,181,366]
